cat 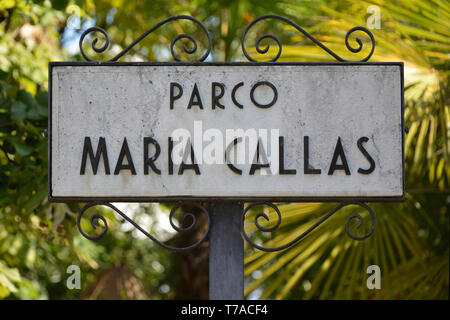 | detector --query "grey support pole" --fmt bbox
[209,201,244,300]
